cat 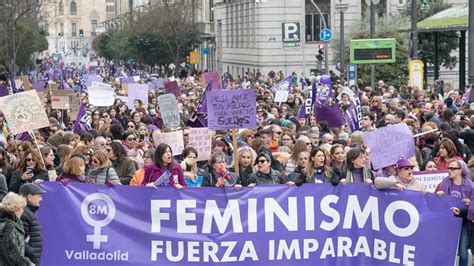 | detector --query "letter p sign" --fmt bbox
[282,22,300,47]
